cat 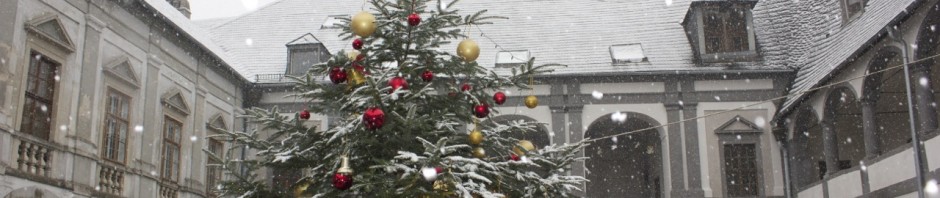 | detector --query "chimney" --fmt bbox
[166,0,192,18]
